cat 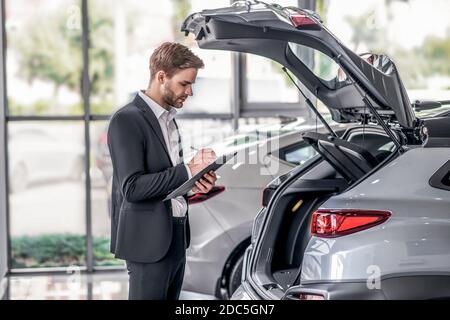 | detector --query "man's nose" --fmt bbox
[185,85,193,96]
